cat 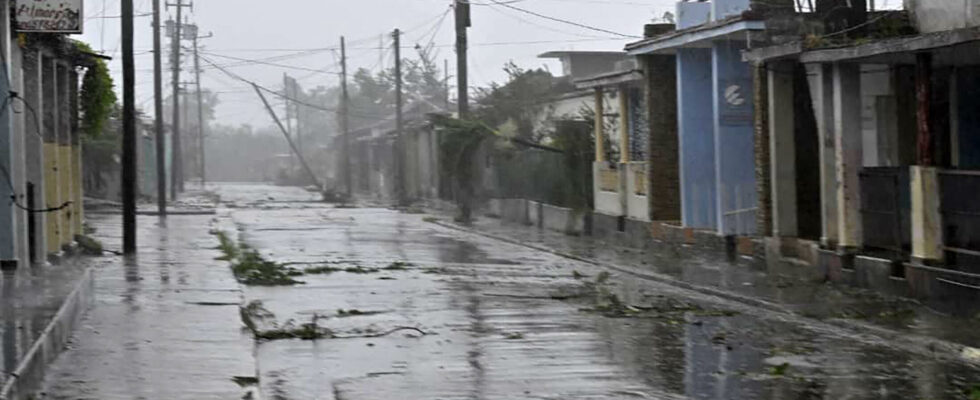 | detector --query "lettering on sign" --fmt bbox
[15,0,83,34]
